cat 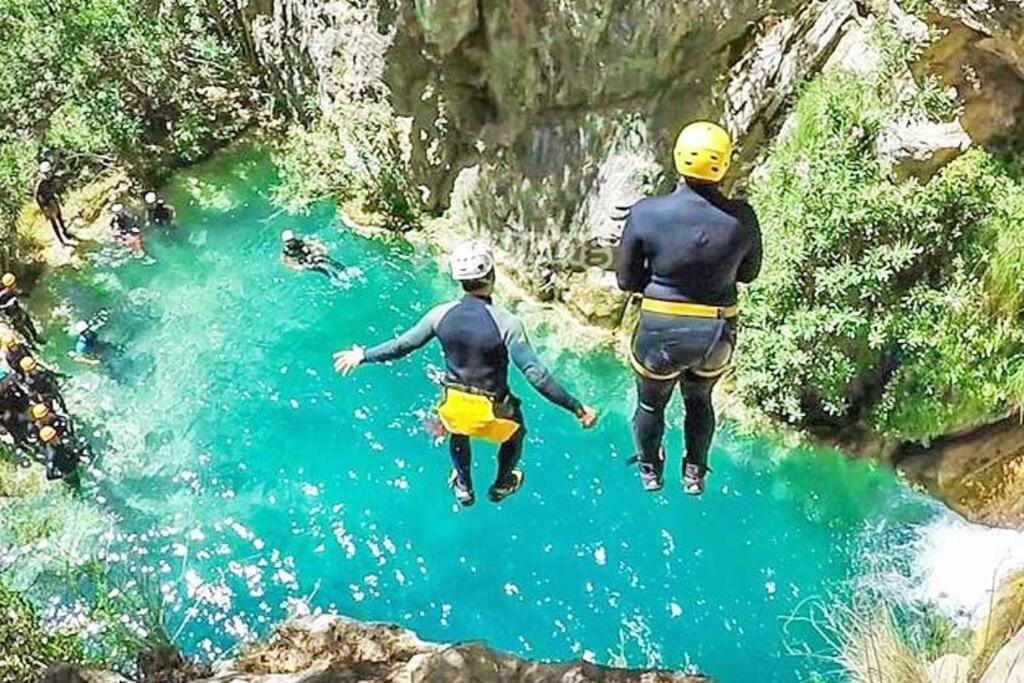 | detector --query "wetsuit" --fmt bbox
[34,176,72,246]
[41,436,78,480]
[74,328,97,356]
[363,294,584,491]
[19,367,67,414]
[0,287,43,347]
[146,200,175,226]
[0,371,31,448]
[283,238,345,280]
[4,343,30,373]
[617,181,762,480]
